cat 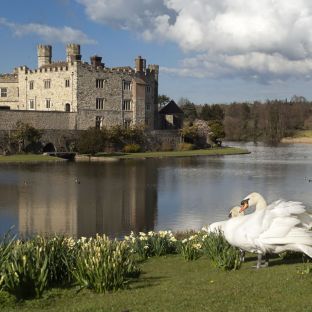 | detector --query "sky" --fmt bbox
[1,0,312,104]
